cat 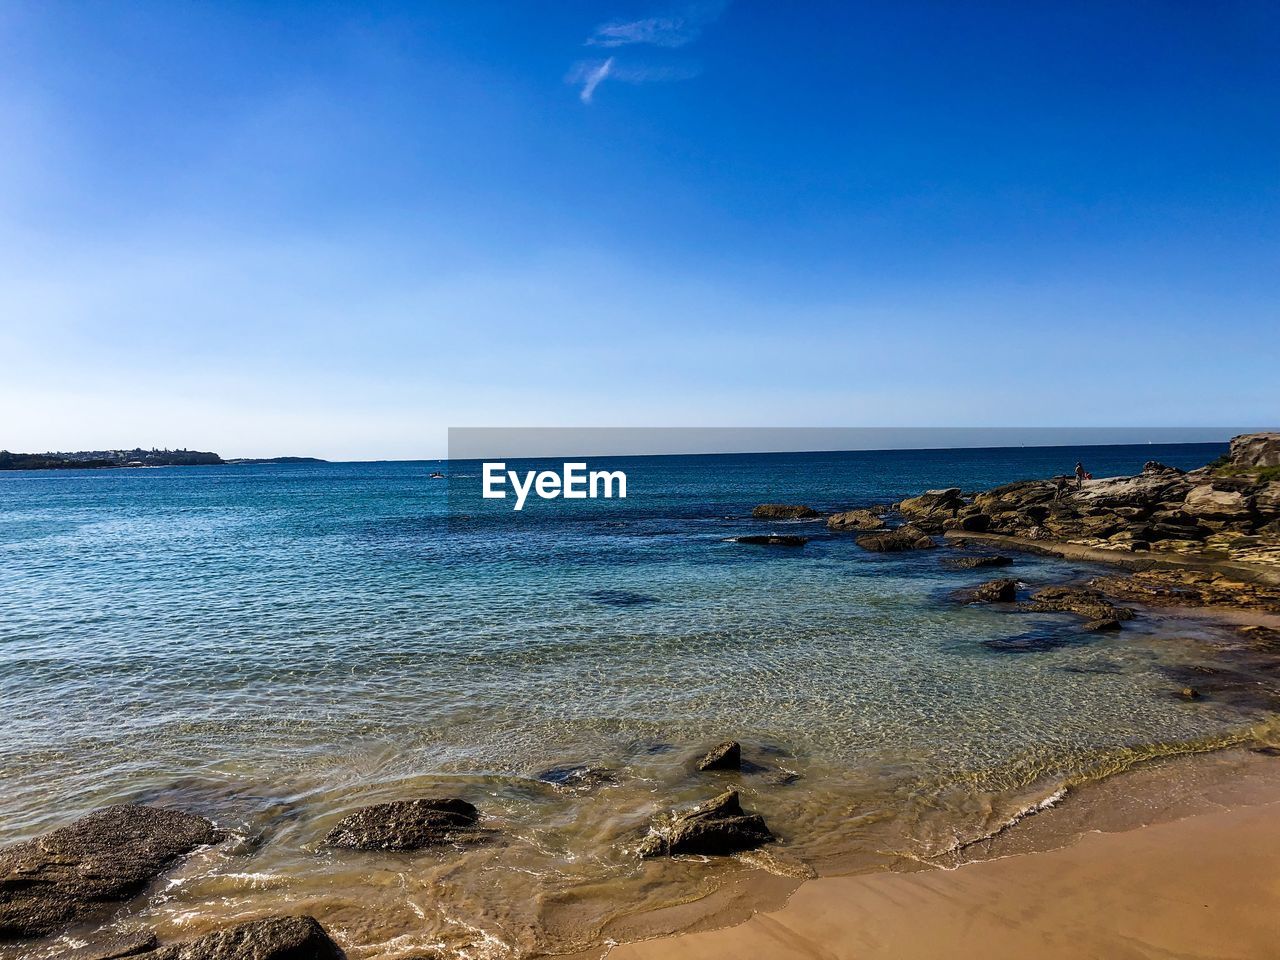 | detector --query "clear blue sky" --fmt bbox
[1,1,1276,458]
